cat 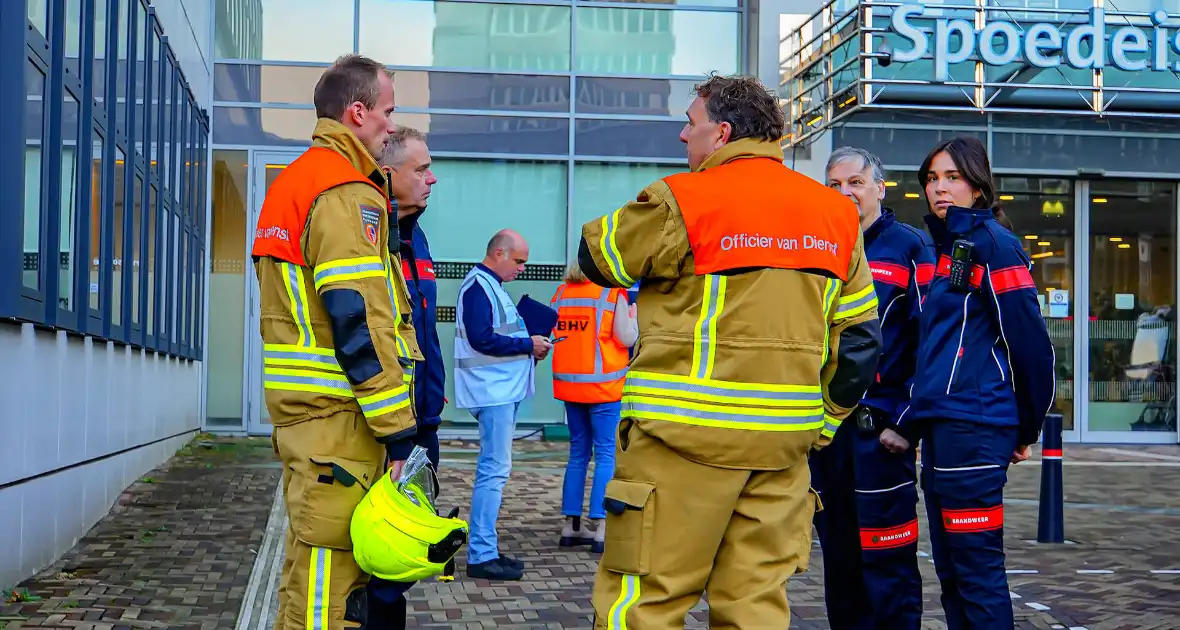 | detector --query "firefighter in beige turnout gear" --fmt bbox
[250,56,424,630]
[578,75,883,628]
